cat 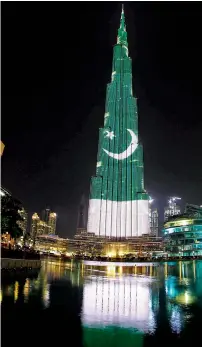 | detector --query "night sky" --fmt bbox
[2,2,202,238]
